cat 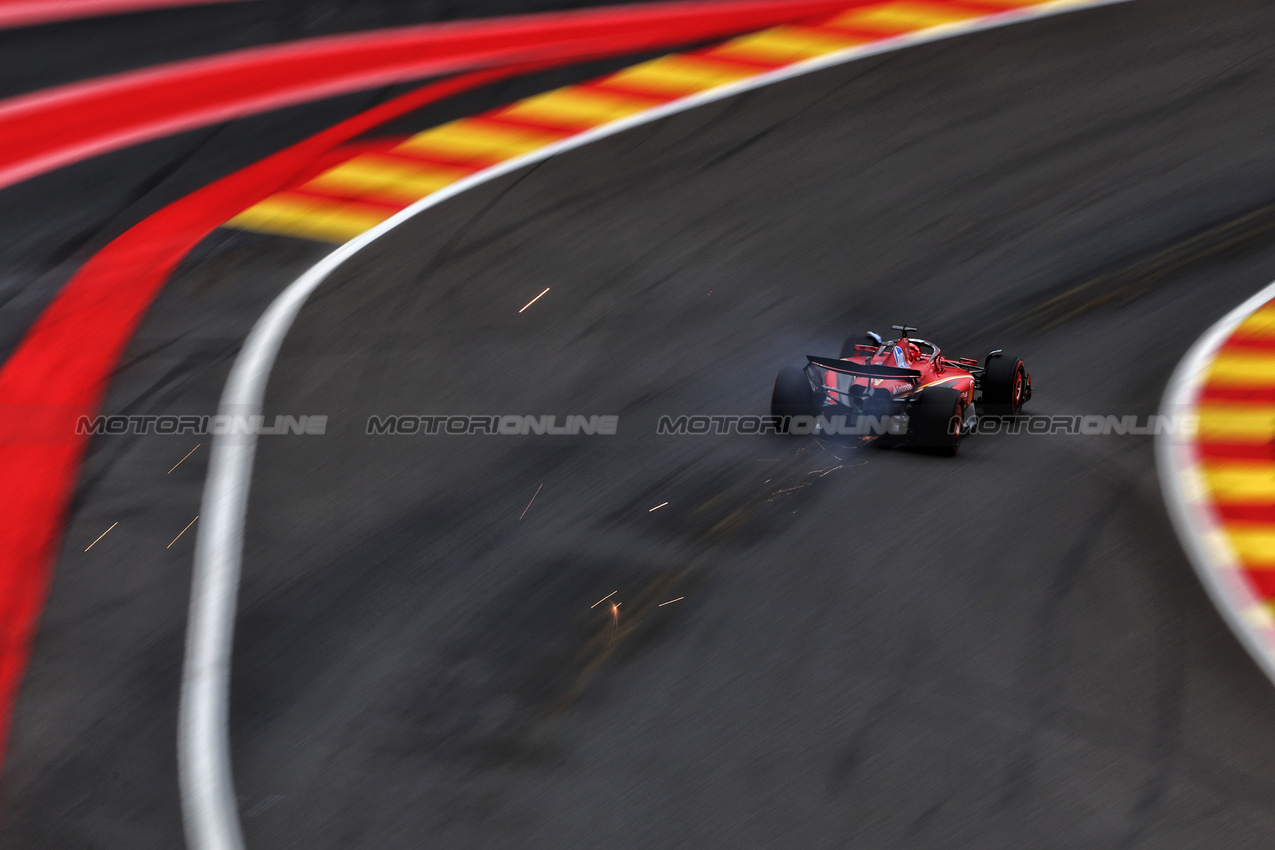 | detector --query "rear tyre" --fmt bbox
[771,366,815,434]
[908,386,964,456]
[982,354,1028,416]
